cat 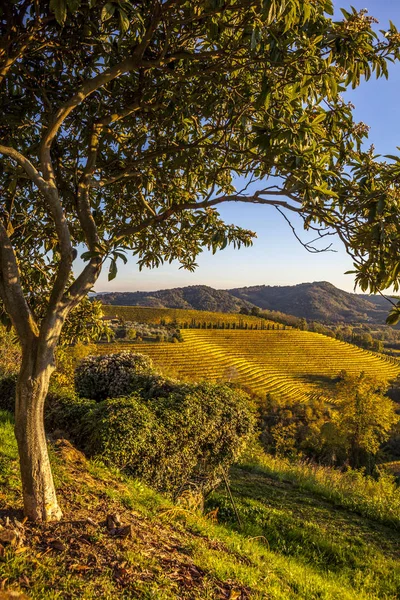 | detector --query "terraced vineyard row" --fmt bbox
[102,304,282,329]
[93,329,400,403]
